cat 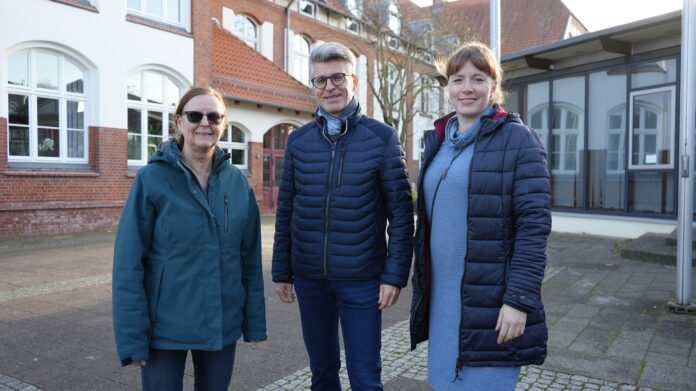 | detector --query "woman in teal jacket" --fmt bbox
[112,86,266,391]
